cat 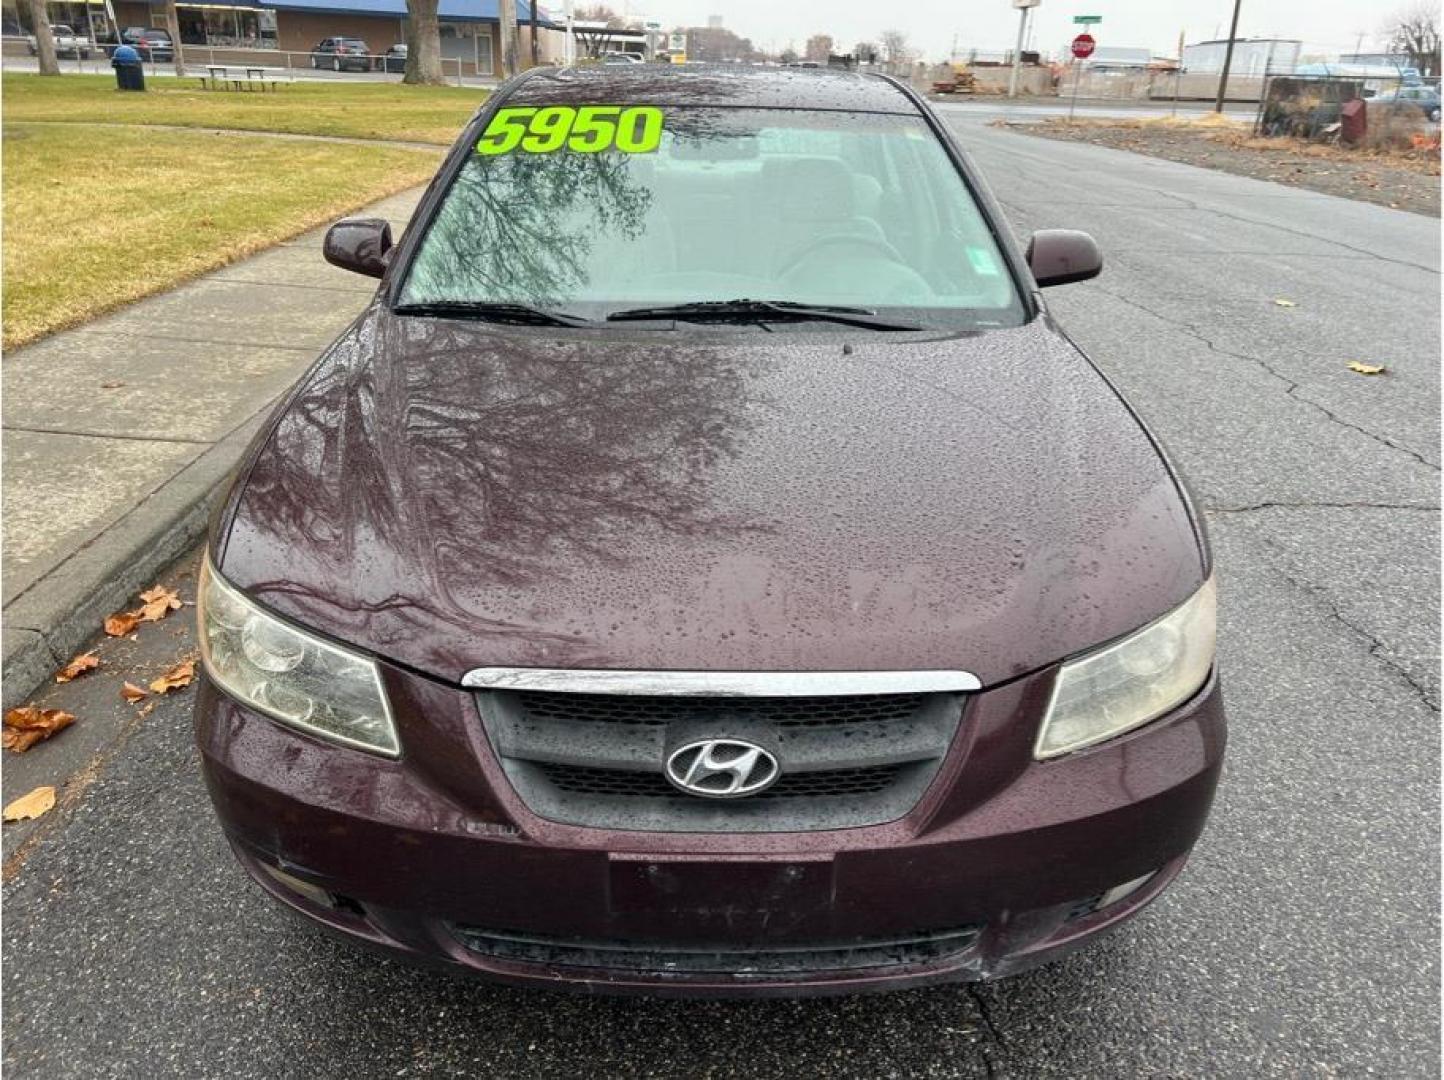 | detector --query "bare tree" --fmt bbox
[164,0,185,76]
[573,4,625,58]
[854,41,878,65]
[403,0,445,83]
[574,3,624,24]
[804,33,833,63]
[26,0,58,76]
[879,28,910,73]
[687,25,755,62]
[1384,3,1441,76]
